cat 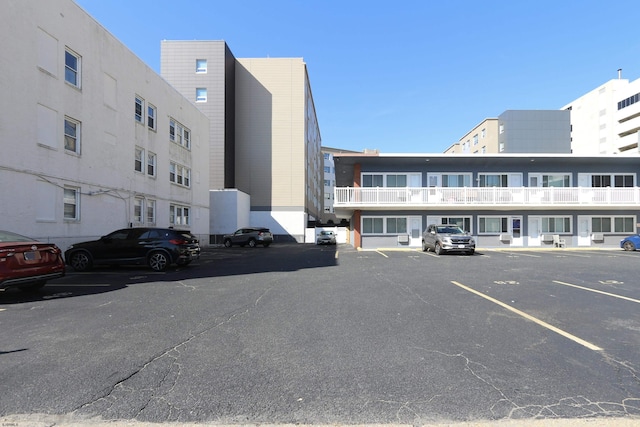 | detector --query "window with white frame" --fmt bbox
[362,173,418,187]
[170,204,190,226]
[591,174,635,187]
[529,174,571,187]
[169,119,191,149]
[478,216,508,234]
[135,147,144,173]
[64,117,80,154]
[196,88,207,102]
[147,104,156,130]
[473,134,478,145]
[135,96,144,123]
[481,128,486,138]
[134,197,144,223]
[147,152,156,177]
[63,187,79,221]
[196,59,207,73]
[362,216,408,234]
[146,199,156,224]
[541,217,571,233]
[592,216,635,233]
[479,174,508,187]
[439,217,472,232]
[65,48,81,88]
[441,174,472,187]
[169,162,191,187]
